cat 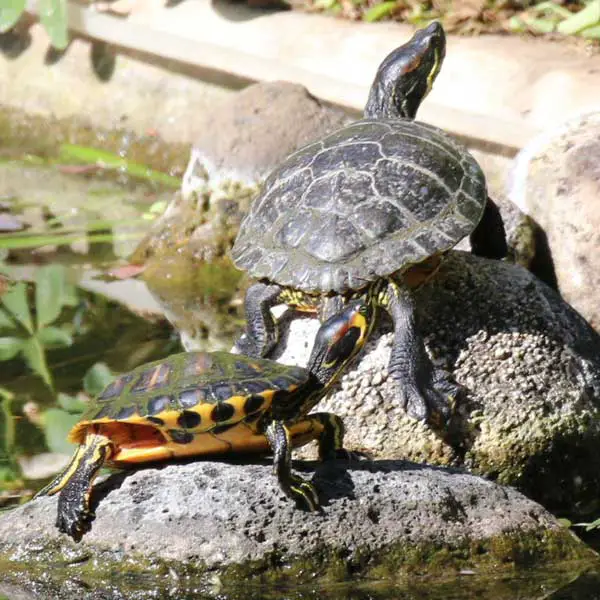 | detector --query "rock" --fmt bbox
[271,251,600,514]
[131,82,350,263]
[508,111,600,331]
[0,459,593,597]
